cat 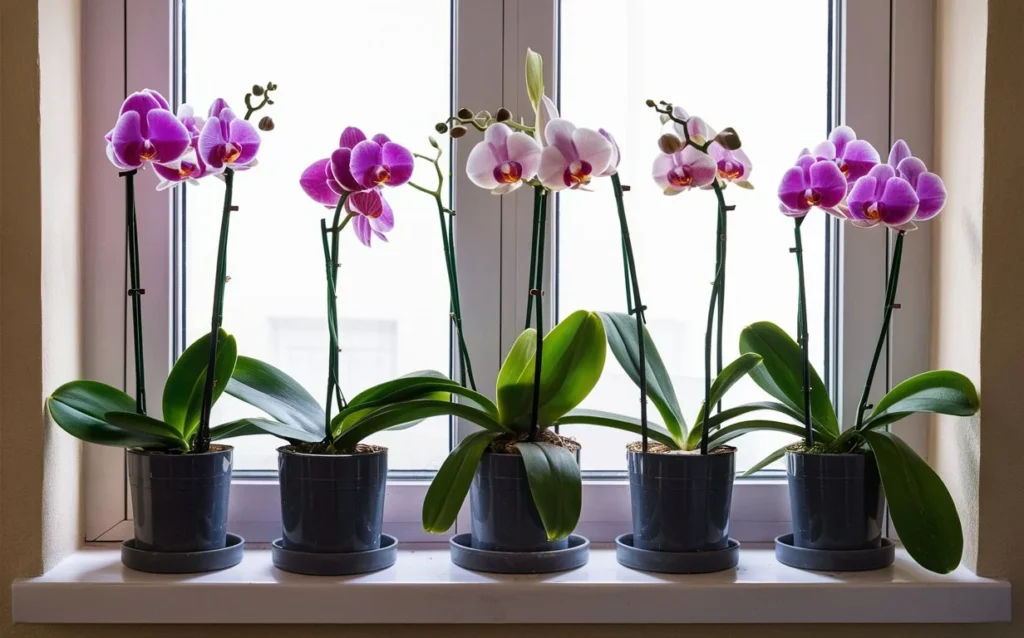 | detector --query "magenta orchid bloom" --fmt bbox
[812,126,880,182]
[777,153,848,217]
[538,119,614,191]
[653,145,717,193]
[467,123,542,194]
[154,105,211,190]
[347,191,395,247]
[105,89,190,171]
[846,164,920,229]
[708,141,752,185]
[887,140,947,220]
[198,99,261,173]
